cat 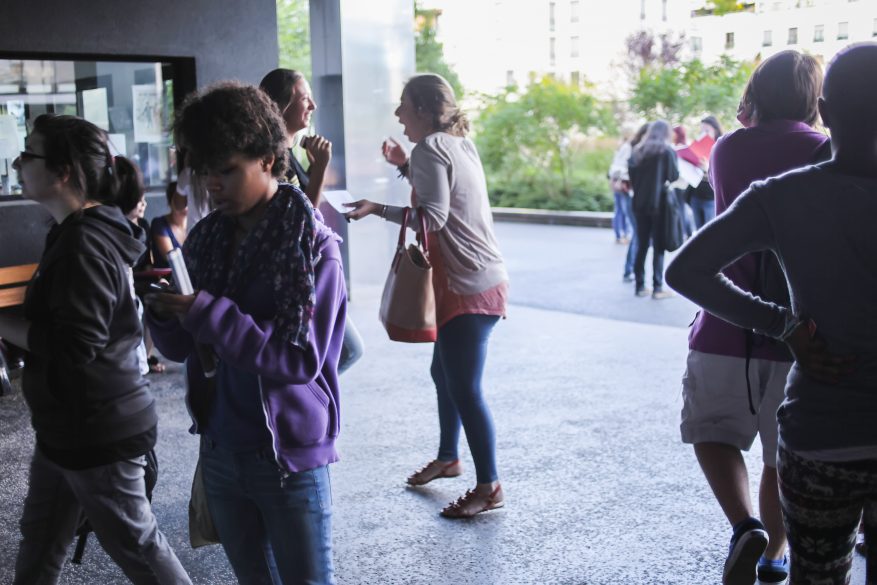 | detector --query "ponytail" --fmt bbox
[444,110,470,136]
[114,156,145,215]
[32,114,122,206]
[404,74,470,137]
